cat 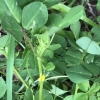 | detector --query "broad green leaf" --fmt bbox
[82,63,99,76]
[59,5,84,29]
[76,37,91,50]
[48,44,61,50]
[88,82,100,93]
[64,47,82,66]
[50,85,67,96]
[45,62,55,71]
[0,0,8,22]
[88,41,100,55]
[22,2,48,30]
[6,36,15,100]
[0,77,6,98]
[76,37,100,55]
[84,54,94,63]
[78,80,89,92]
[66,33,79,49]
[74,93,88,100]
[94,55,100,67]
[43,49,54,59]
[29,51,37,69]
[14,59,23,68]
[35,89,53,100]
[52,35,66,48]
[24,89,34,100]
[51,35,66,55]
[97,92,100,97]
[46,14,63,28]
[91,26,100,41]
[16,0,31,7]
[64,93,88,100]
[89,95,97,100]
[0,34,10,47]
[54,60,66,75]
[2,15,23,42]
[64,95,73,100]
[70,21,81,39]
[48,27,60,36]
[4,0,21,22]
[91,77,100,82]
[19,68,38,78]
[66,65,92,83]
